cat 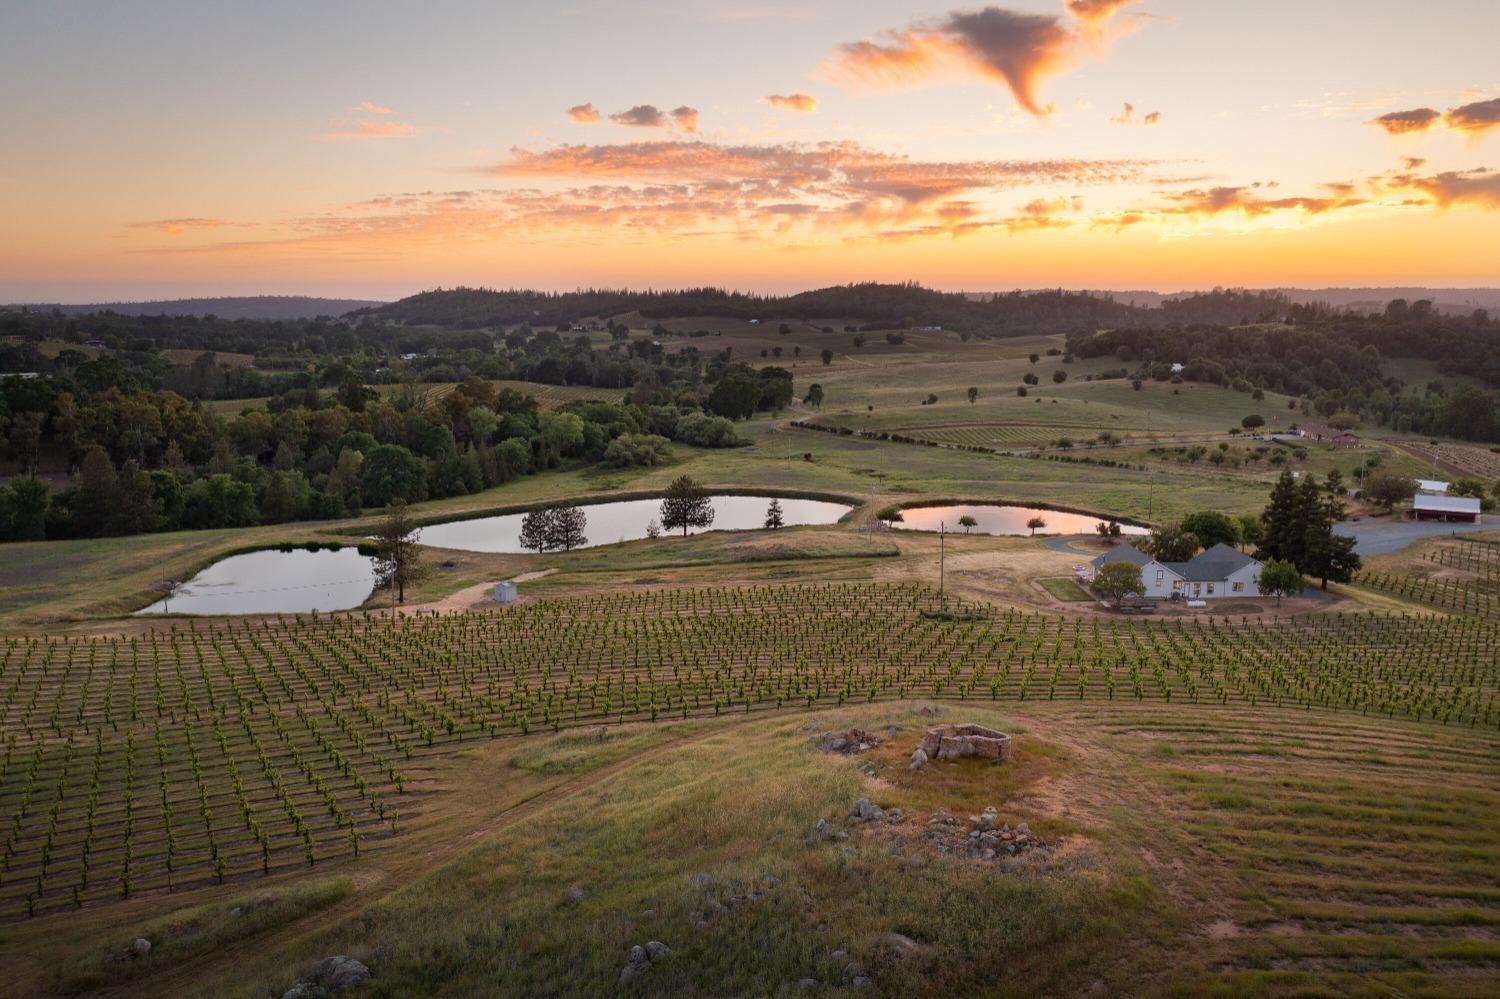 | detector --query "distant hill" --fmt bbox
[5,296,386,321]
[355,283,1310,335]
[1053,287,1500,315]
